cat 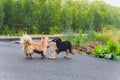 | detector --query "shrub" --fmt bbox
[87,31,98,42]
[96,34,110,44]
[64,29,84,46]
[106,40,117,53]
[31,25,39,34]
[94,45,105,58]
[49,26,62,34]
[86,31,110,44]
[94,39,120,60]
